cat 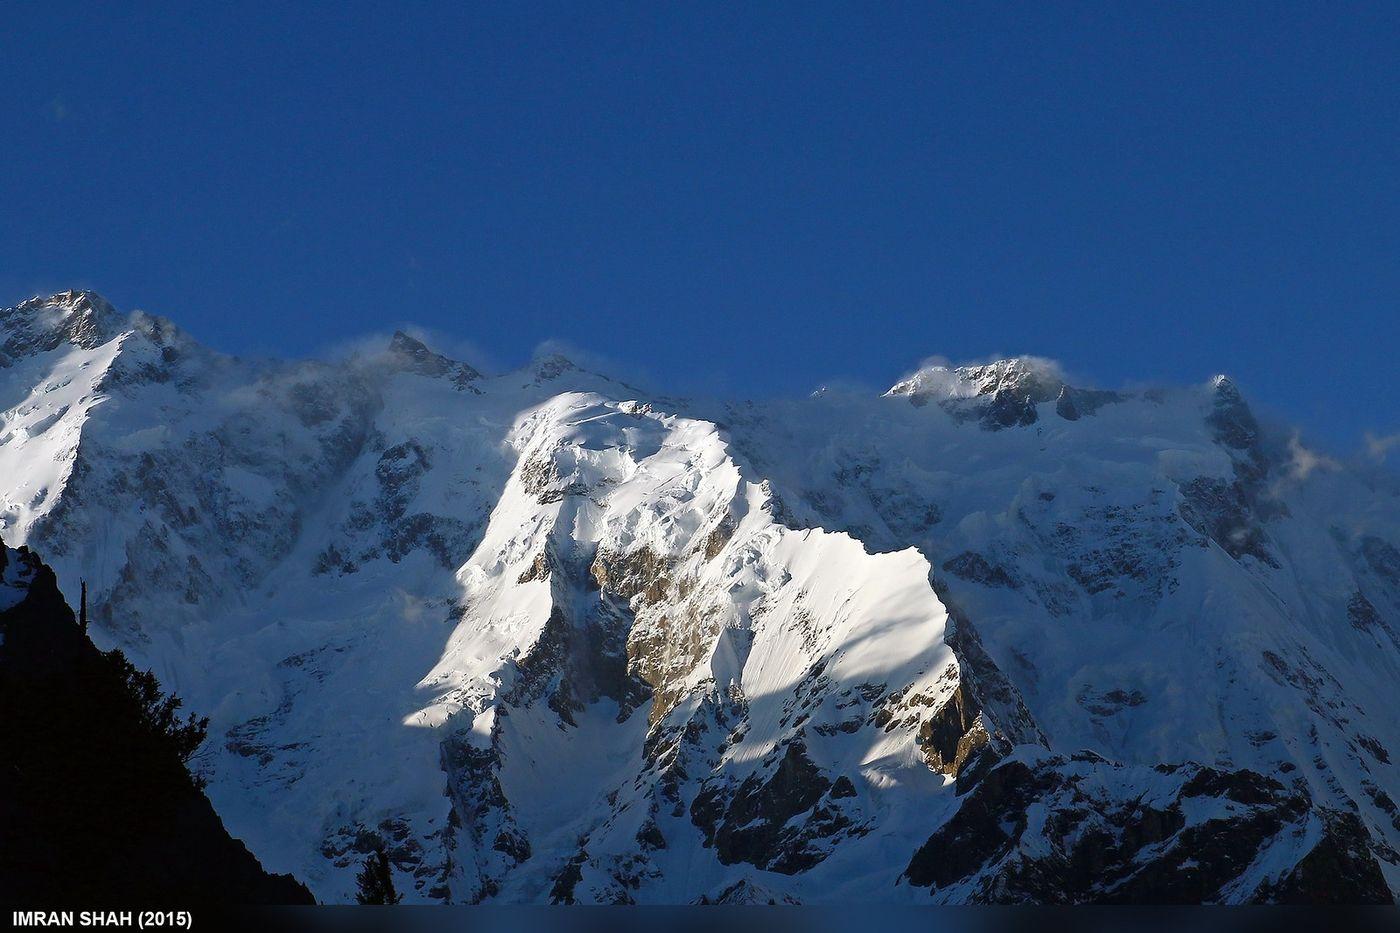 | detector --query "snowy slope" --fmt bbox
[1,291,1396,903]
